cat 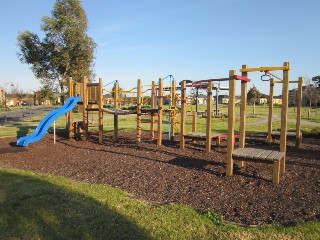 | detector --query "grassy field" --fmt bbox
[1,104,319,138]
[0,168,319,240]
